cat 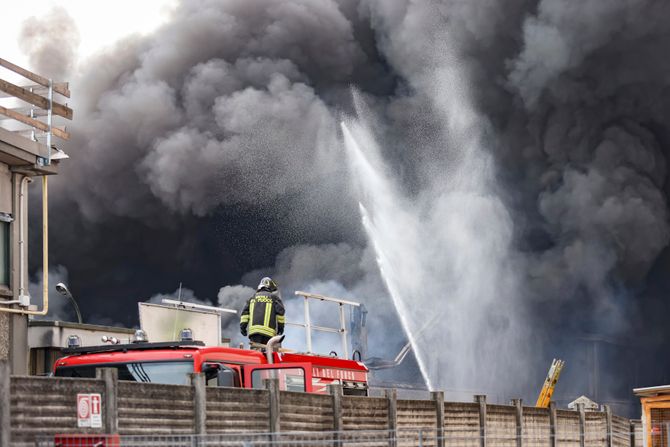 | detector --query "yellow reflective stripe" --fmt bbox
[240,315,250,323]
[276,315,285,323]
[249,301,255,324]
[263,302,271,328]
[249,325,276,337]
